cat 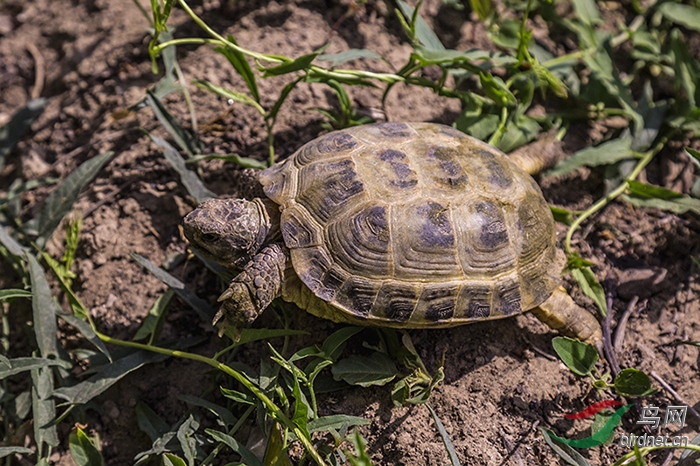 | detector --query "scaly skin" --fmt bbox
[214,243,288,335]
